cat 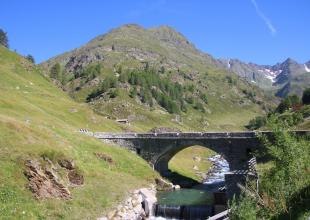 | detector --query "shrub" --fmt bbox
[86,88,102,102]
[109,89,119,98]
[101,75,118,92]
[0,29,9,48]
[50,63,61,79]
[193,101,205,113]
[233,117,310,219]
[185,95,194,104]
[302,88,310,105]
[259,117,310,217]
[246,116,267,130]
[229,194,258,220]
[129,87,137,98]
[78,64,101,81]
[276,95,301,113]
[200,93,208,104]
[26,54,35,63]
